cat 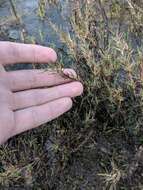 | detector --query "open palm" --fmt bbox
[0,42,83,144]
